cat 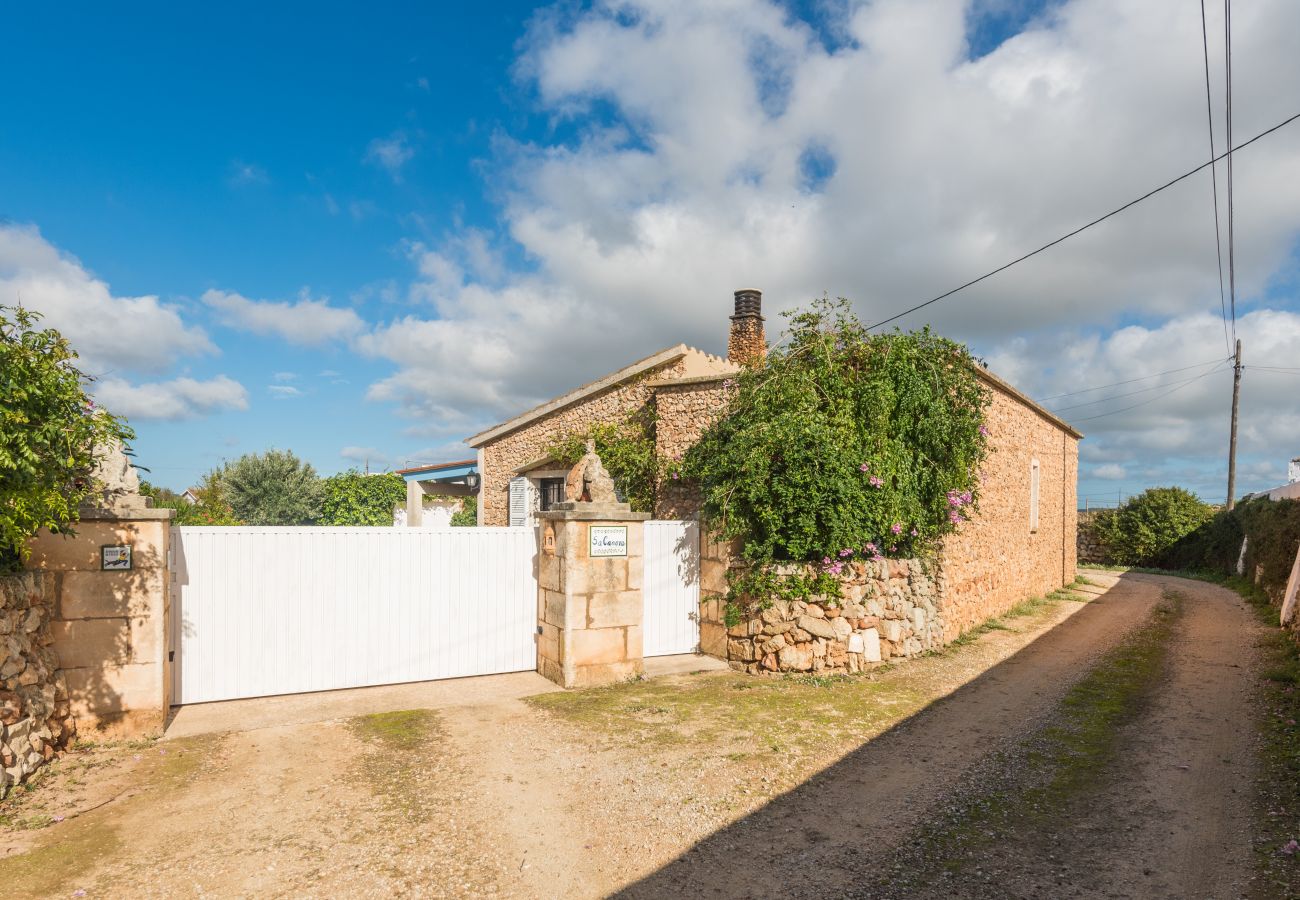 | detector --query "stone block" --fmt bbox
[538,553,562,592]
[831,617,853,640]
[700,560,729,595]
[861,628,882,663]
[28,521,168,572]
[910,607,927,633]
[778,643,813,671]
[797,615,836,640]
[58,570,164,620]
[880,620,903,643]
[699,622,727,658]
[537,622,560,663]
[625,625,643,660]
[568,659,642,688]
[543,589,569,628]
[50,619,131,669]
[586,591,642,629]
[627,556,643,591]
[63,663,163,724]
[727,638,757,662]
[569,628,628,667]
